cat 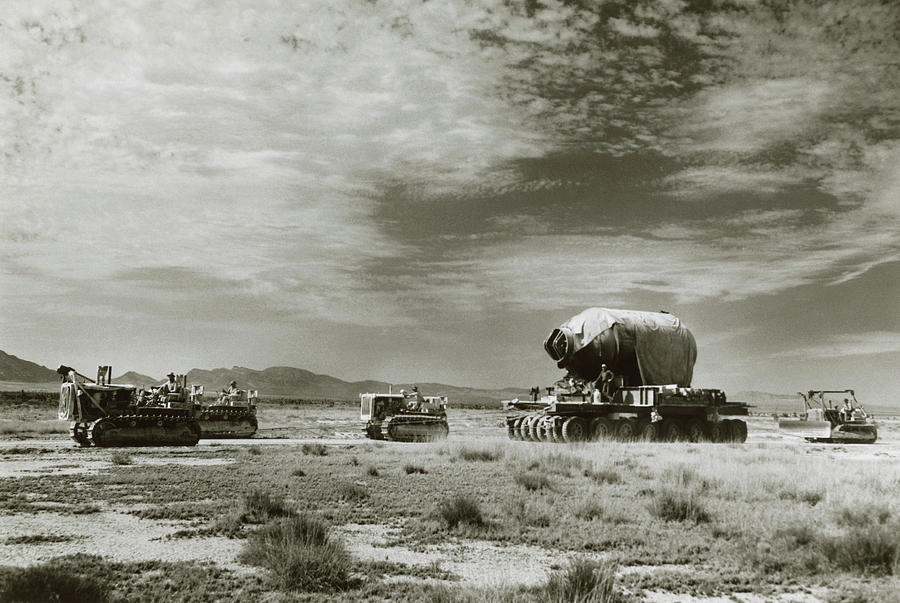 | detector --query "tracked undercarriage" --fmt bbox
[58,365,200,447]
[193,387,259,438]
[360,392,449,442]
[778,390,877,444]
